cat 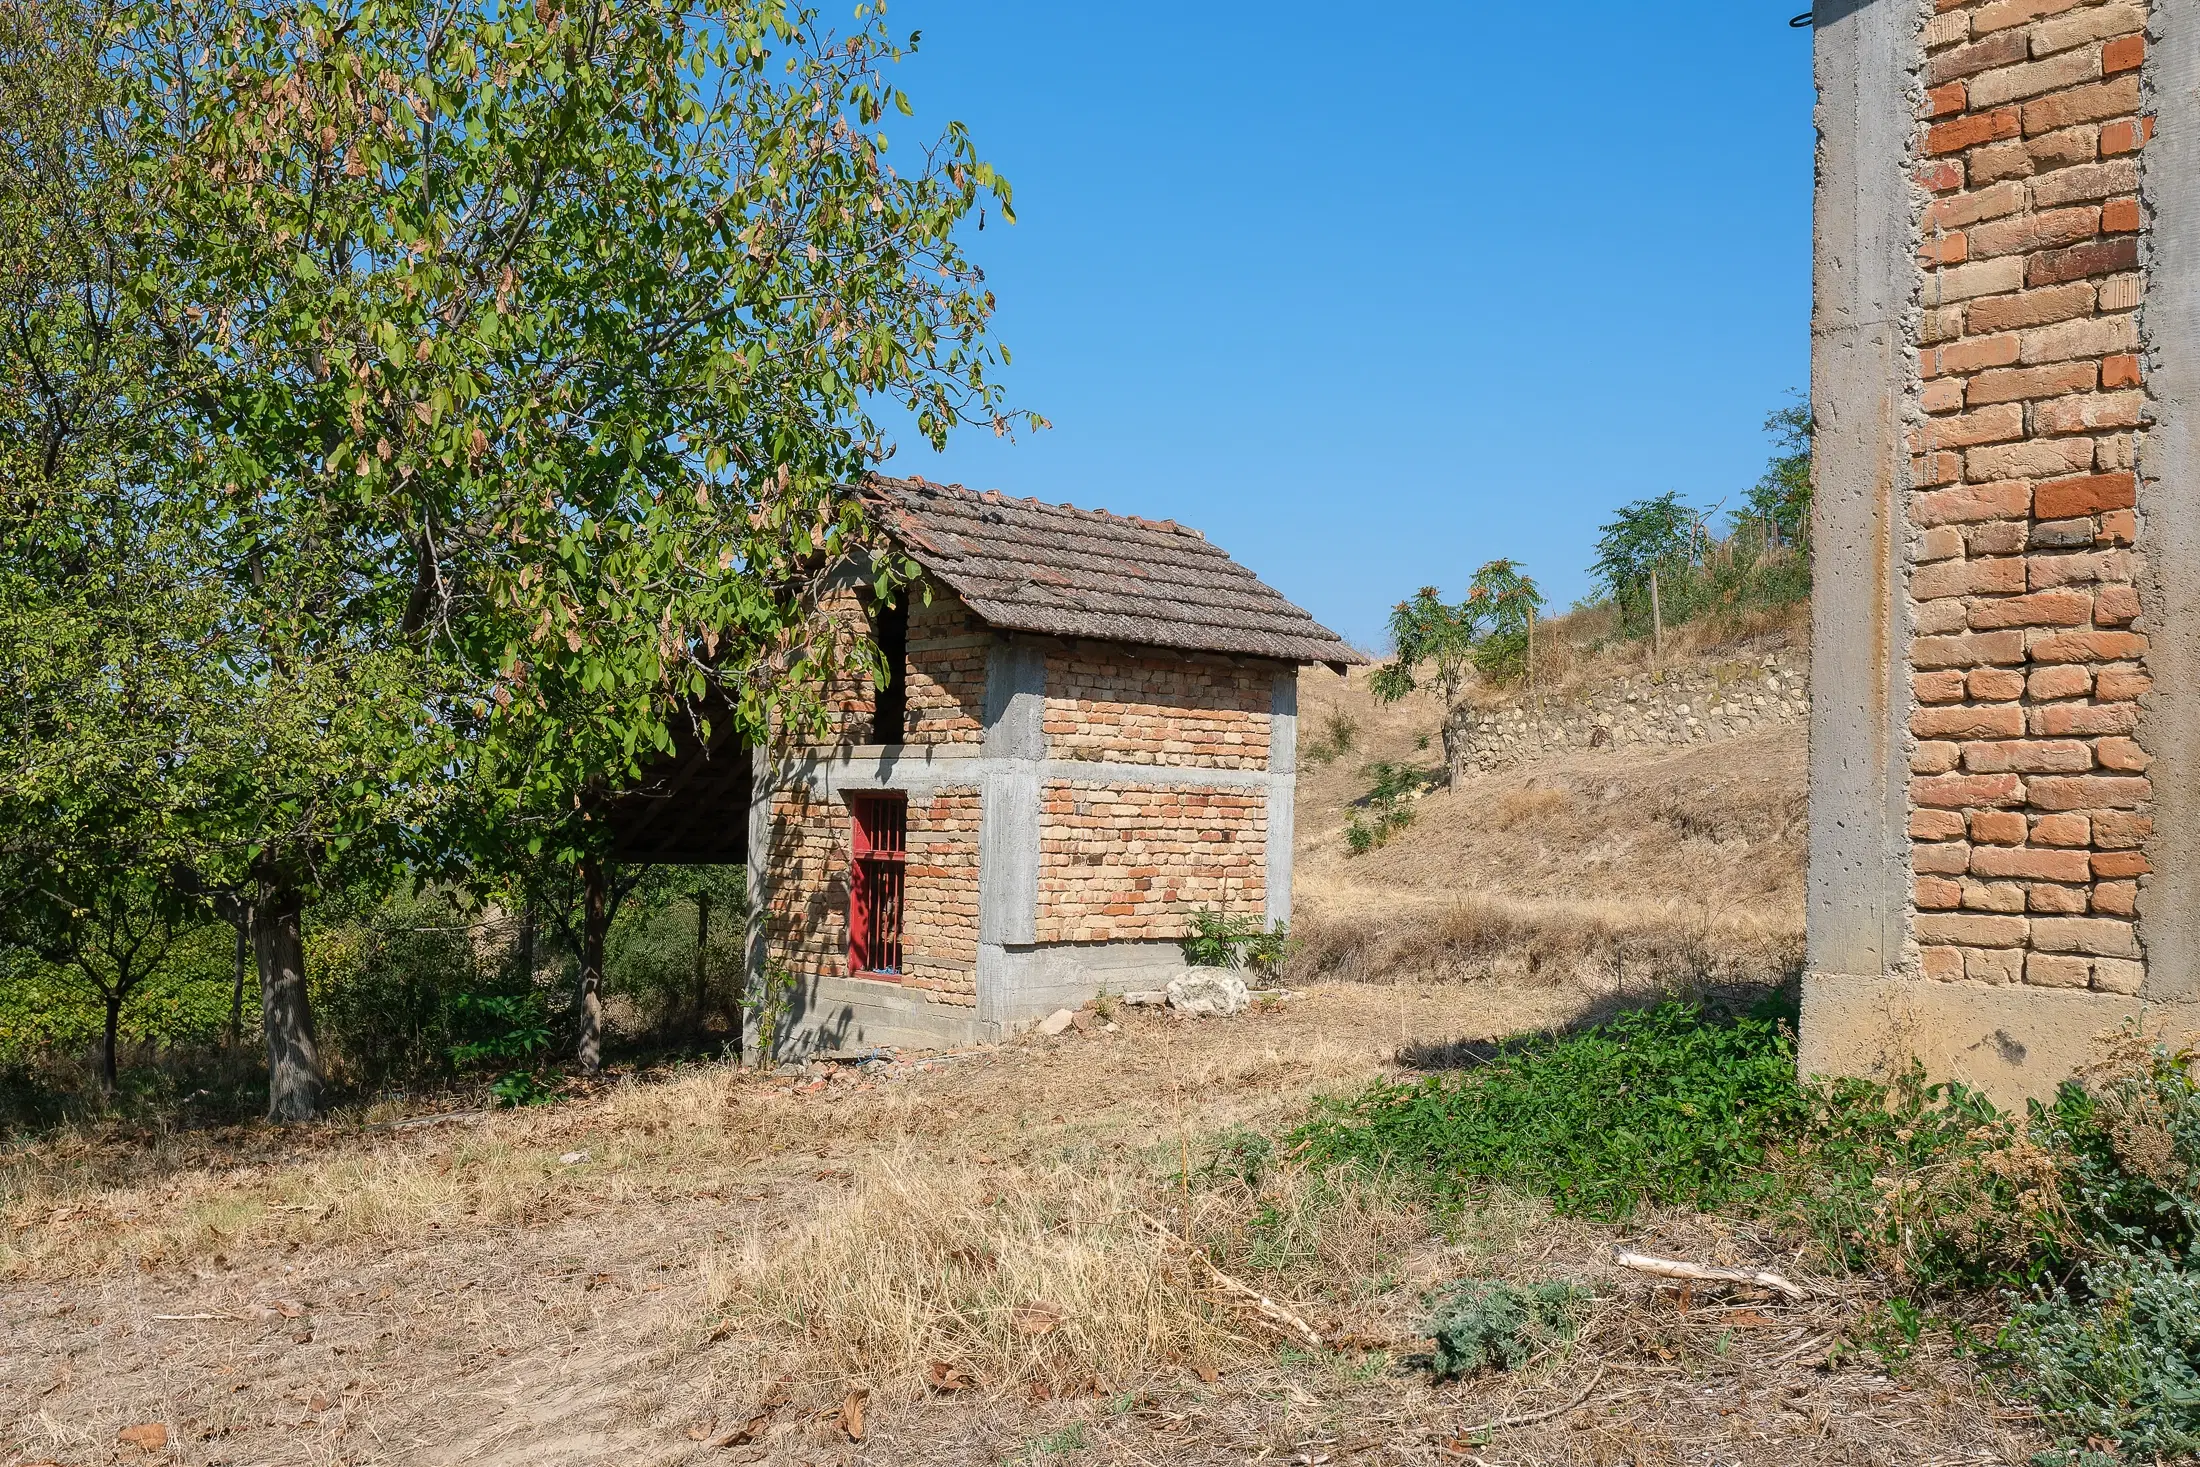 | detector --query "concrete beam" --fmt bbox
[1266,668,1298,930]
